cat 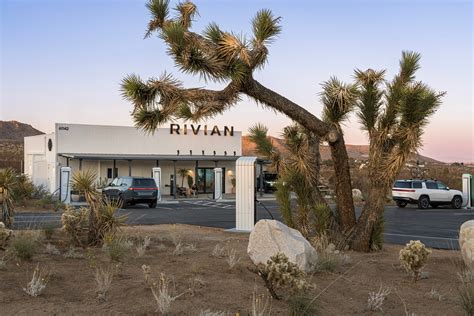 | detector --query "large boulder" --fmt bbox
[460,220,474,266]
[247,219,317,272]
